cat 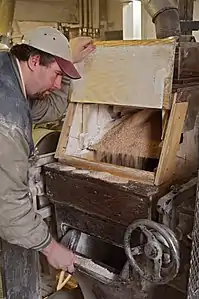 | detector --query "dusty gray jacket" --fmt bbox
[0,51,70,250]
